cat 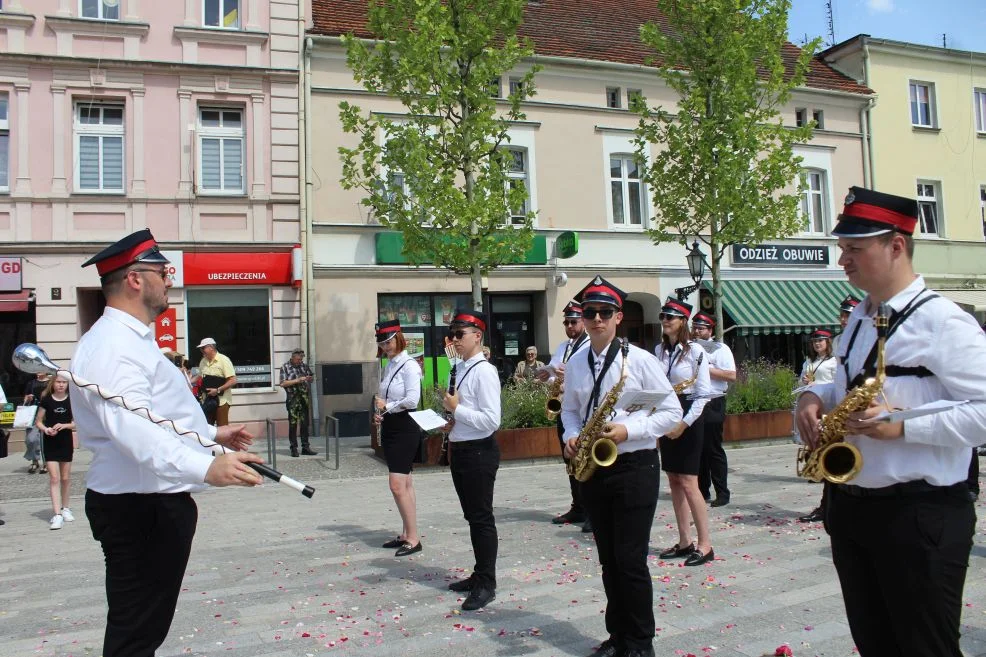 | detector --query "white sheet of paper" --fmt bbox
[616,390,671,414]
[865,400,968,424]
[409,409,449,431]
